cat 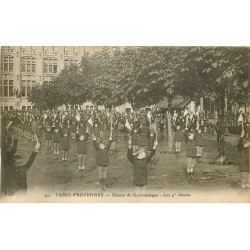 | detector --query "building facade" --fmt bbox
[0,46,103,111]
